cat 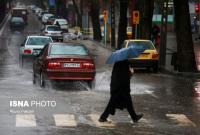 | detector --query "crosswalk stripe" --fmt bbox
[53,114,77,127]
[16,114,36,127]
[88,114,116,127]
[166,114,197,127]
